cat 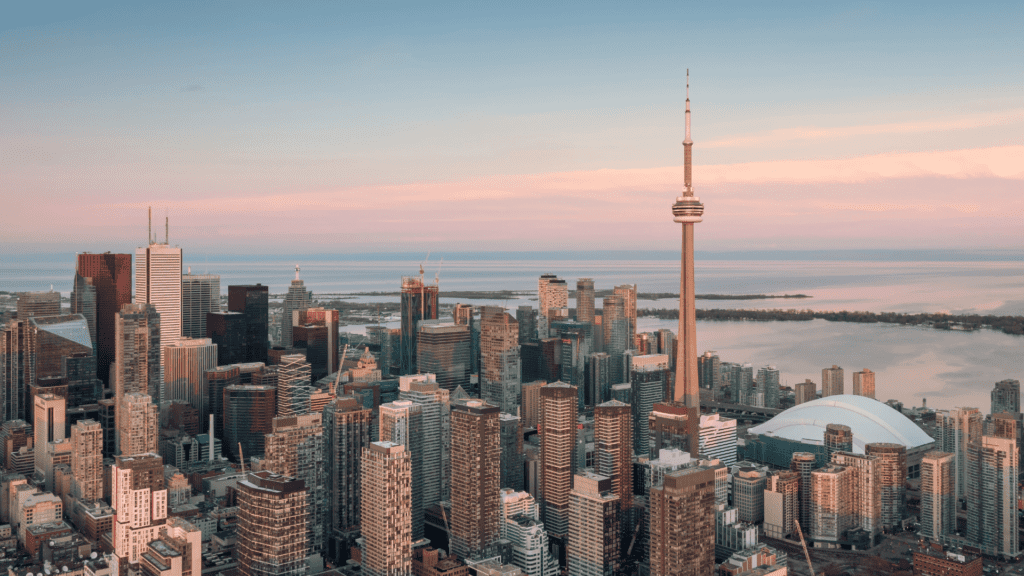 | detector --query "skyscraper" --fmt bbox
[16,291,61,319]
[163,337,217,418]
[821,365,844,397]
[865,442,907,530]
[763,471,800,540]
[111,453,168,574]
[757,365,780,409]
[809,464,855,544]
[400,275,438,375]
[670,75,704,462]
[360,442,412,576]
[119,392,159,456]
[34,393,65,485]
[24,314,94,402]
[648,465,716,576]
[229,284,270,364]
[236,471,309,576]
[830,452,882,542]
[601,296,627,381]
[935,407,981,499]
[260,413,326,557]
[451,399,501,560]
[575,279,595,324]
[790,452,817,533]
[136,214,183,349]
[612,285,637,348]
[585,352,612,406]
[966,416,1019,559]
[631,354,669,458]
[74,253,132,384]
[593,400,632,524]
[919,451,955,542]
[500,412,524,492]
[206,311,246,365]
[567,472,619,576]
[991,379,1020,415]
[181,272,220,339]
[399,375,451,503]
[416,323,471,391]
[852,368,876,399]
[697,351,719,394]
[824,423,853,461]
[277,354,312,417]
[794,379,817,405]
[380,399,426,540]
[698,413,737,466]
[281,266,311,349]
[539,382,577,539]
[537,275,568,340]
[516,305,539,345]
[114,303,161,412]
[70,419,103,501]
[480,306,521,414]
[224,384,276,462]
[323,395,373,562]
